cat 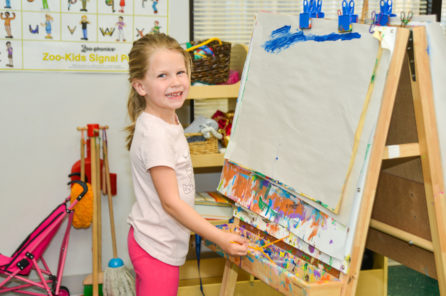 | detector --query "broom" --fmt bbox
[101,129,135,296]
